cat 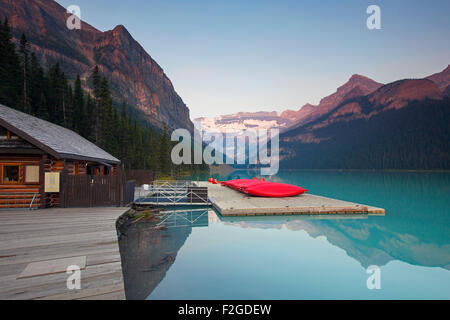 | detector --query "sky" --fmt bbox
[56,0,450,119]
